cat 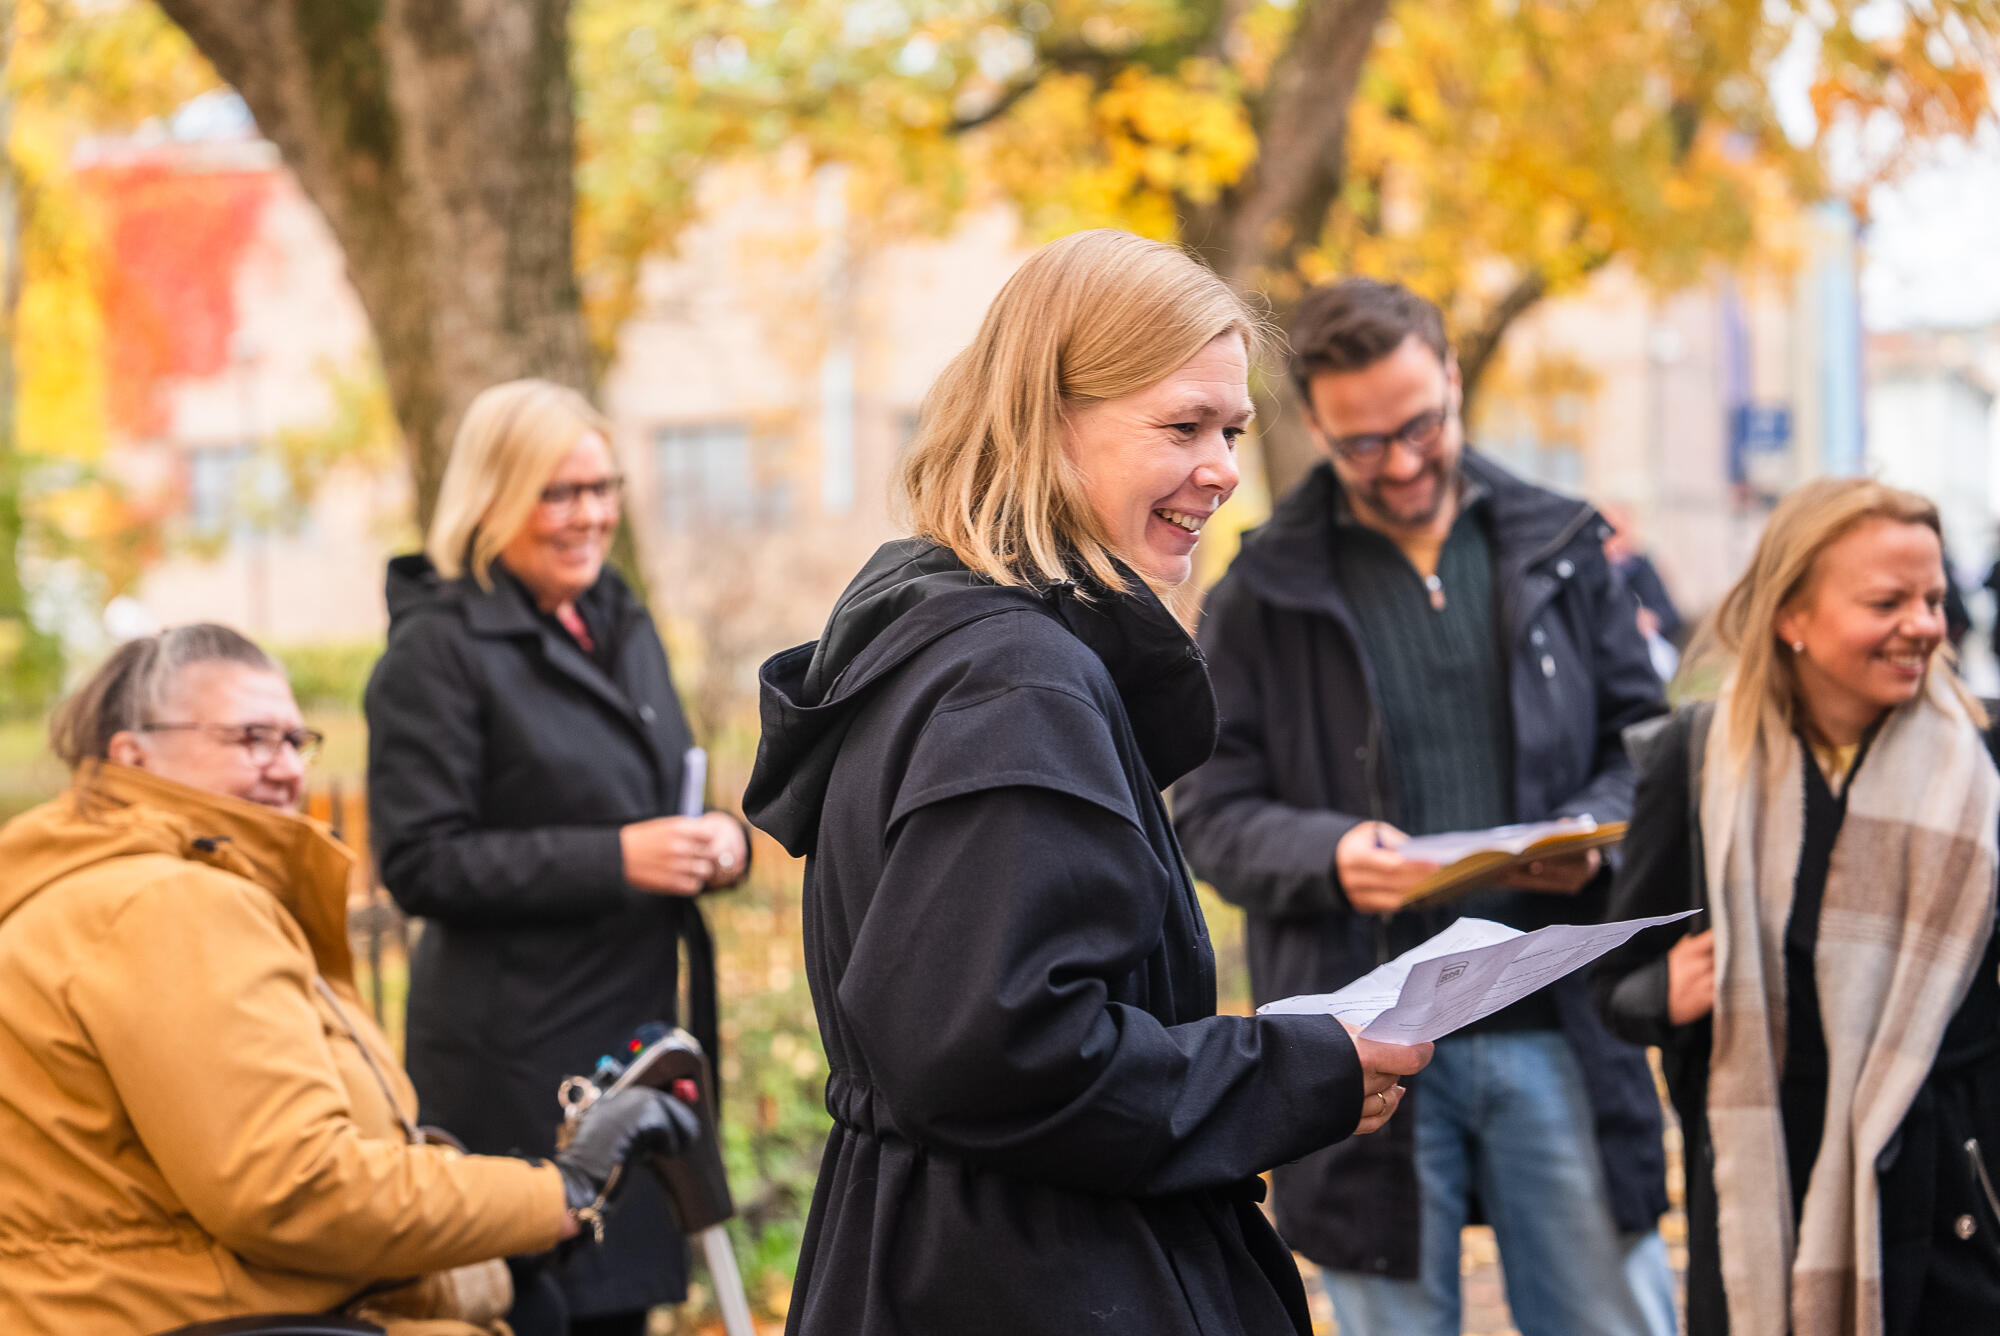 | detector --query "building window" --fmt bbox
[184,443,292,541]
[652,420,790,531]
